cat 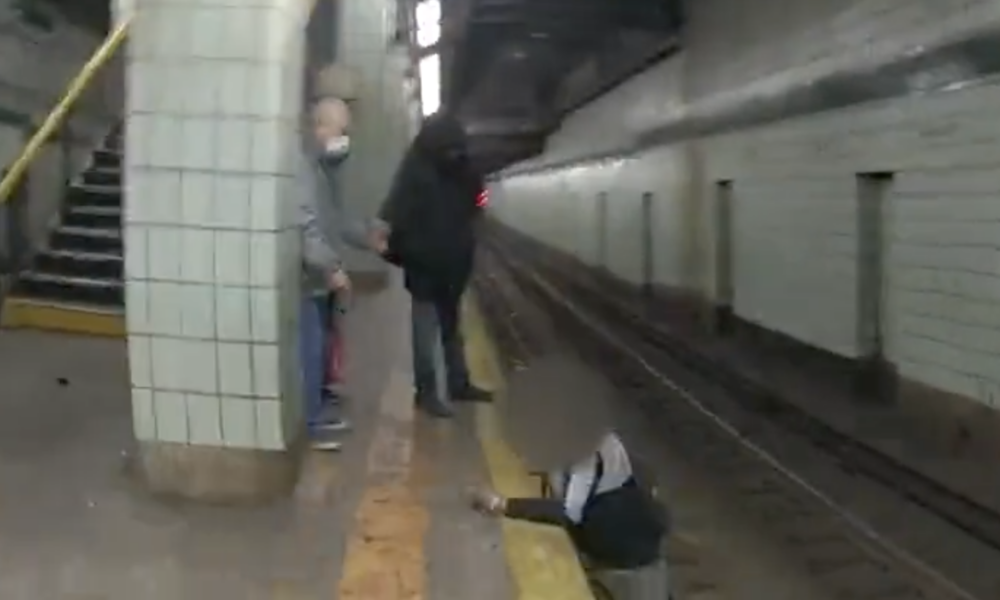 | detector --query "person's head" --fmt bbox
[311,97,352,165]
[414,112,469,166]
[502,353,616,472]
